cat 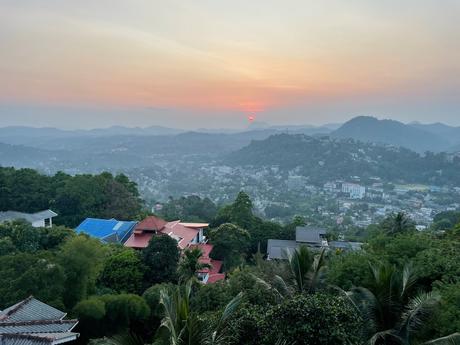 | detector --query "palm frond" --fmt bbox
[307,248,327,293]
[398,291,440,343]
[369,329,403,345]
[204,292,244,345]
[422,333,460,345]
[401,263,417,298]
